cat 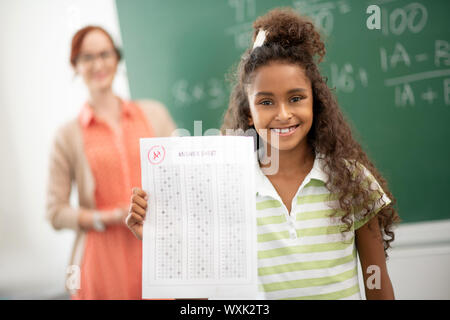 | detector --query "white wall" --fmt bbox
[385,220,450,299]
[0,0,129,299]
[357,219,450,300]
